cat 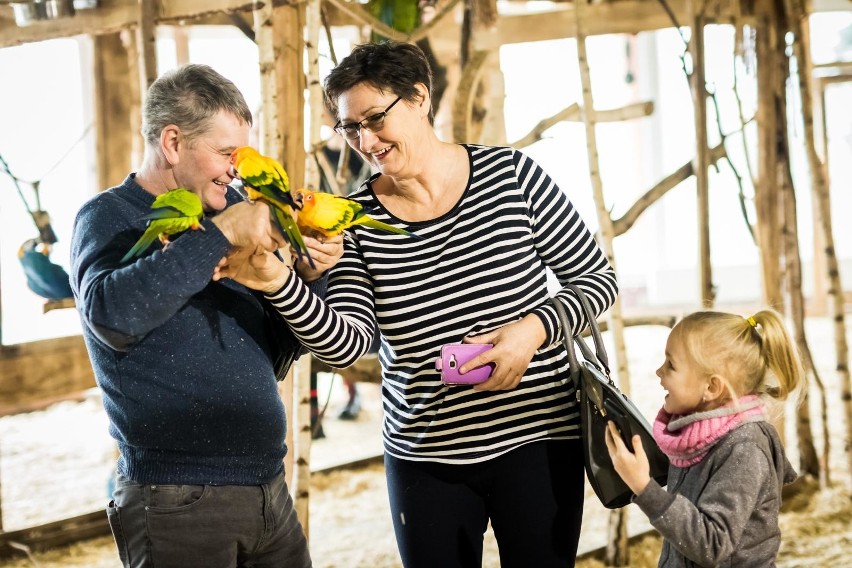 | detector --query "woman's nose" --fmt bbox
[358,128,379,151]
